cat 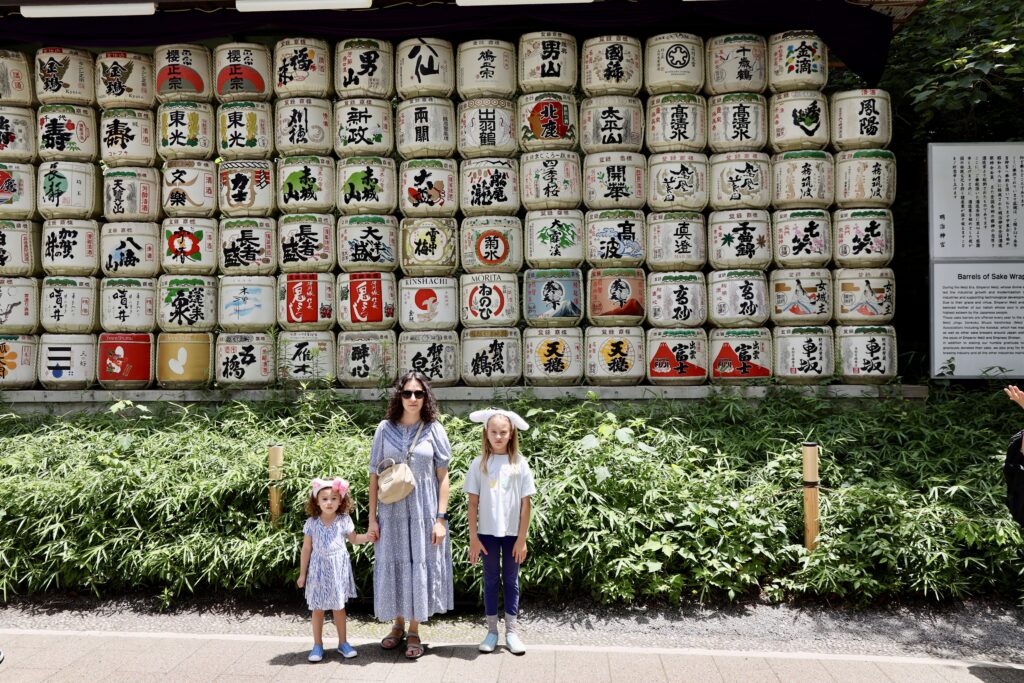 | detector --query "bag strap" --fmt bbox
[375,422,426,476]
